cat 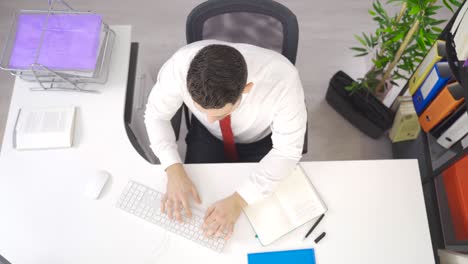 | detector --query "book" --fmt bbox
[408,40,446,95]
[14,106,76,150]
[419,82,465,133]
[389,97,421,143]
[9,13,102,71]
[243,165,327,246]
[412,62,453,114]
[248,248,315,264]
